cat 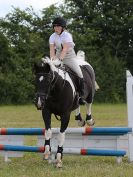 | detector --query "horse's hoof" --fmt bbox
[86,118,95,126]
[77,120,85,127]
[43,152,51,160]
[55,153,63,168]
[55,160,63,168]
